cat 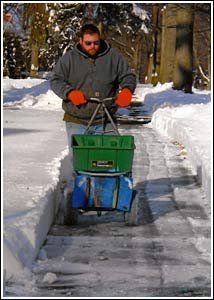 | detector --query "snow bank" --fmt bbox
[4,148,70,280]
[3,105,71,282]
[151,102,212,202]
[3,78,61,111]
